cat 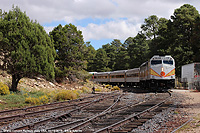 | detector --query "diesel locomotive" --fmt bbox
[92,55,175,91]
